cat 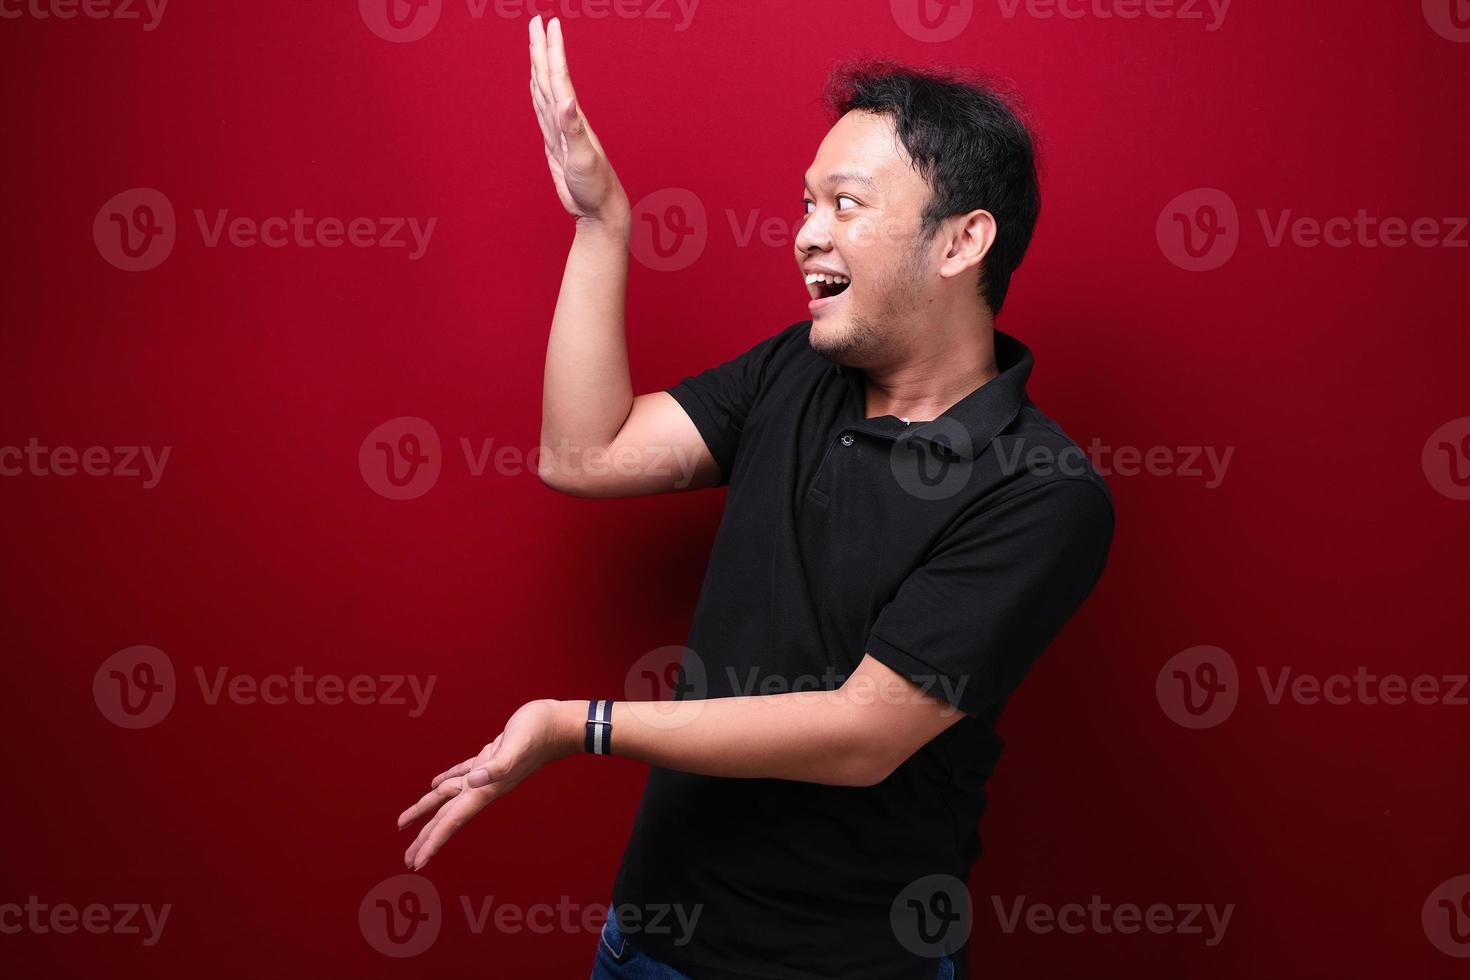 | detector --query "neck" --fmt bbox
[862,316,1000,423]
